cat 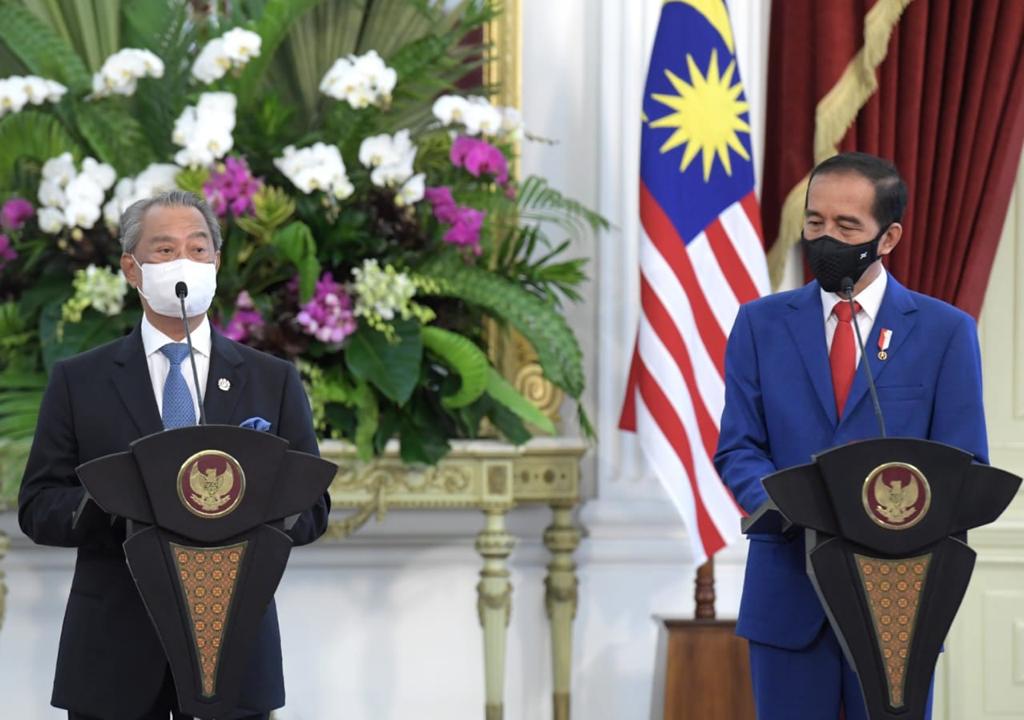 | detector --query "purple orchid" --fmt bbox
[1,198,34,231]
[296,272,358,344]
[204,156,262,218]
